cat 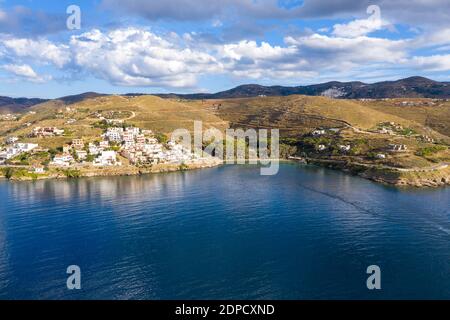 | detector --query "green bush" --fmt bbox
[2,167,15,179]
[415,145,447,157]
[155,133,168,144]
[63,169,81,179]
